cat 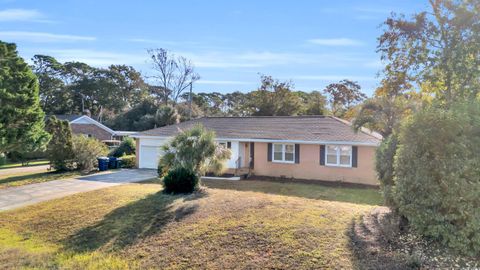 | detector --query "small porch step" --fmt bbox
[235,167,251,176]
